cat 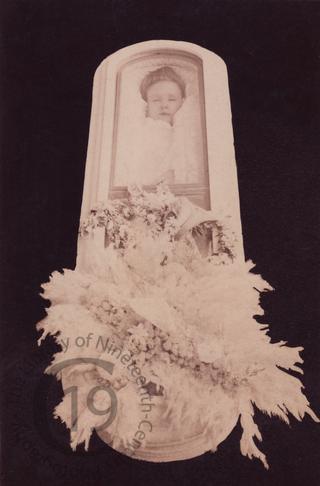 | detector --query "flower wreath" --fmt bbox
[37,184,318,468]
